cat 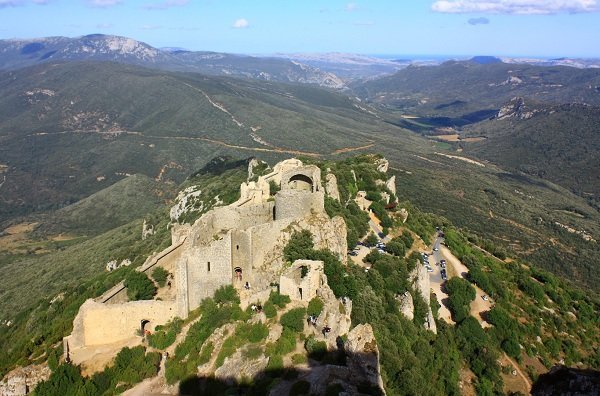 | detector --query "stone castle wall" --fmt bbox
[65,299,175,350]
[275,190,324,220]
